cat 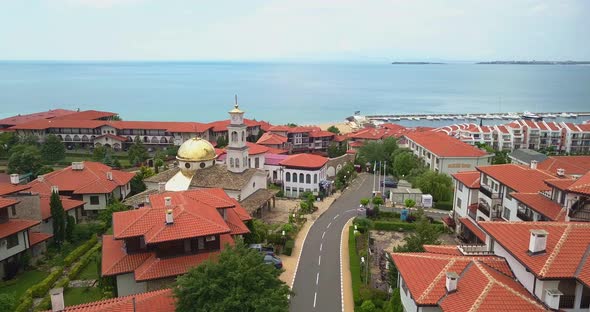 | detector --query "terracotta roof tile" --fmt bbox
[53,110,117,120]
[94,134,129,142]
[134,251,219,281]
[567,171,590,196]
[404,131,489,158]
[476,164,555,193]
[245,142,269,155]
[52,288,175,312]
[29,232,53,246]
[0,109,76,126]
[537,156,590,177]
[479,221,590,285]
[101,235,153,276]
[208,118,266,132]
[0,183,31,195]
[544,178,576,190]
[39,195,85,220]
[0,219,40,239]
[308,130,335,138]
[0,197,19,209]
[452,171,481,189]
[422,245,462,256]
[279,153,328,169]
[458,218,486,242]
[511,193,566,221]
